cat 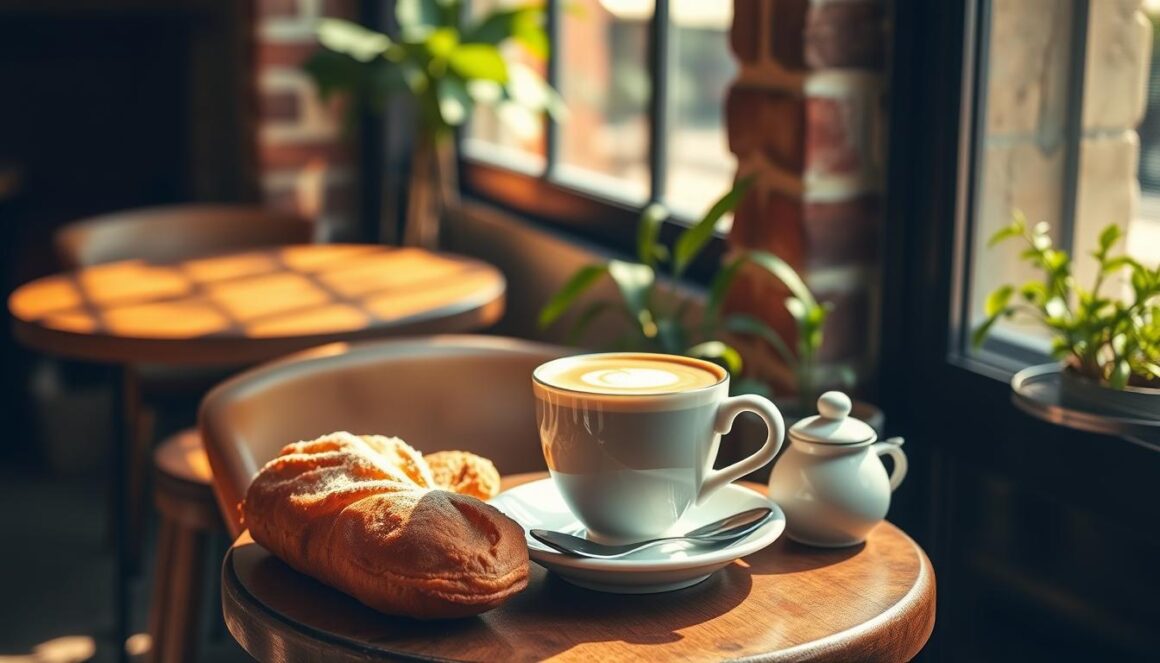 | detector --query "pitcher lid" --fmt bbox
[789,391,876,445]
